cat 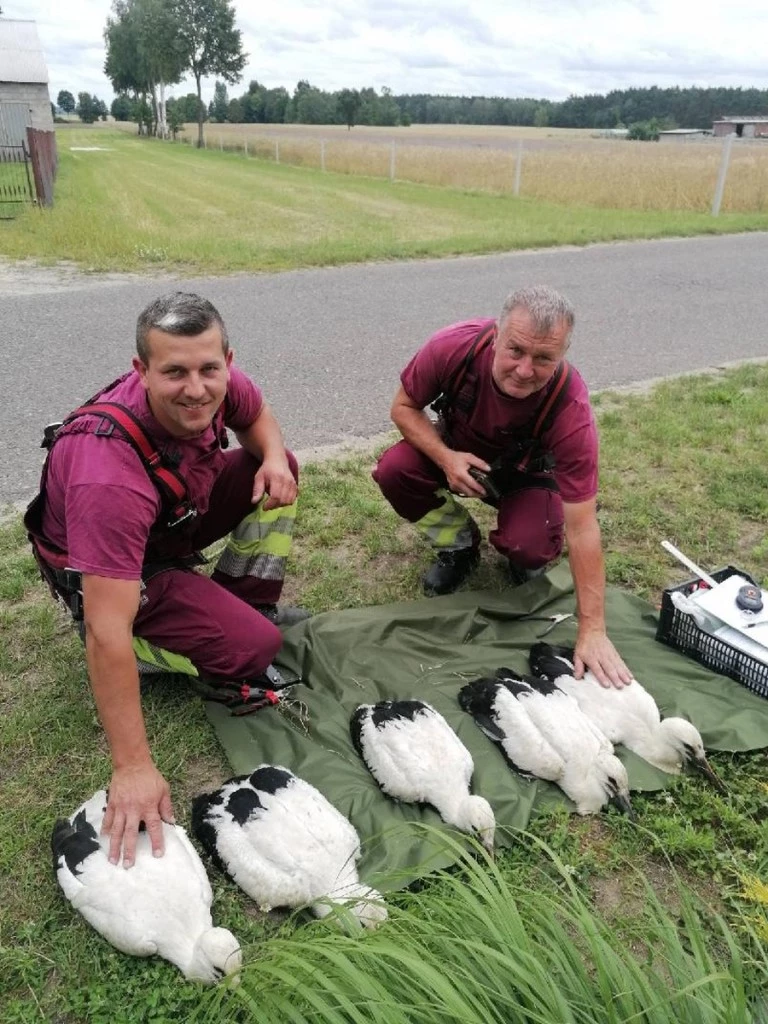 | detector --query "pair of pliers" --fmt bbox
[192,664,298,716]
[519,612,574,637]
